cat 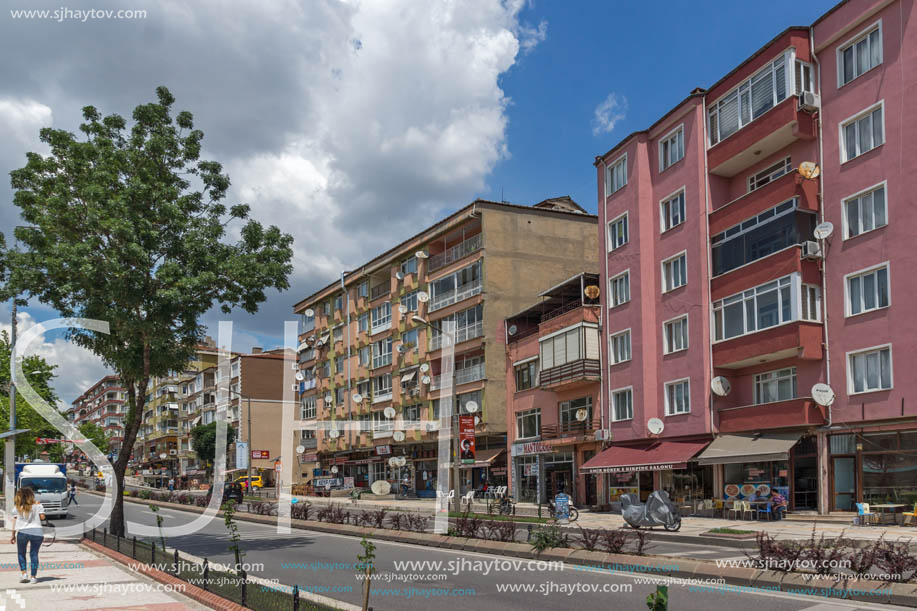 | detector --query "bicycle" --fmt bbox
[492,494,515,516]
